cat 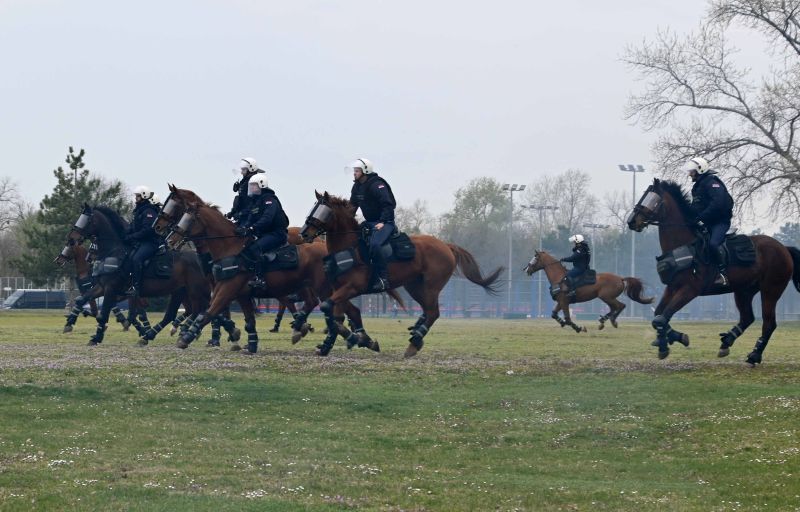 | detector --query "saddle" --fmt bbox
[358,225,416,262]
[549,270,597,301]
[211,245,299,282]
[142,248,173,279]
[655,233,756,285]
